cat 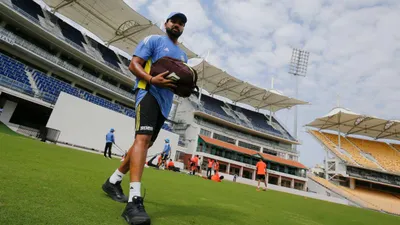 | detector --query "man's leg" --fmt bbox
[122,92,165,225]
[108,144,112,158]
[104,143,109,157]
